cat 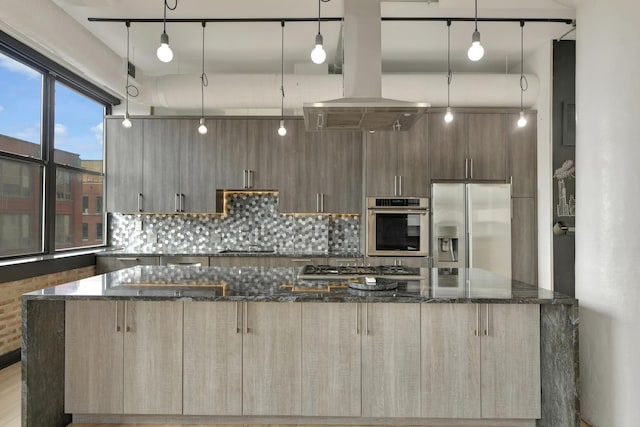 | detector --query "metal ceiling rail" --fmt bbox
[88,17,575,25]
